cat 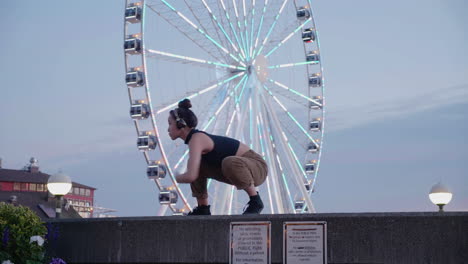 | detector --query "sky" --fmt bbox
[0,0,467,216]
